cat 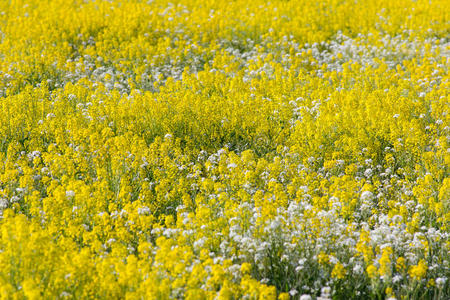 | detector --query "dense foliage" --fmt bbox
[0,0,448,299]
